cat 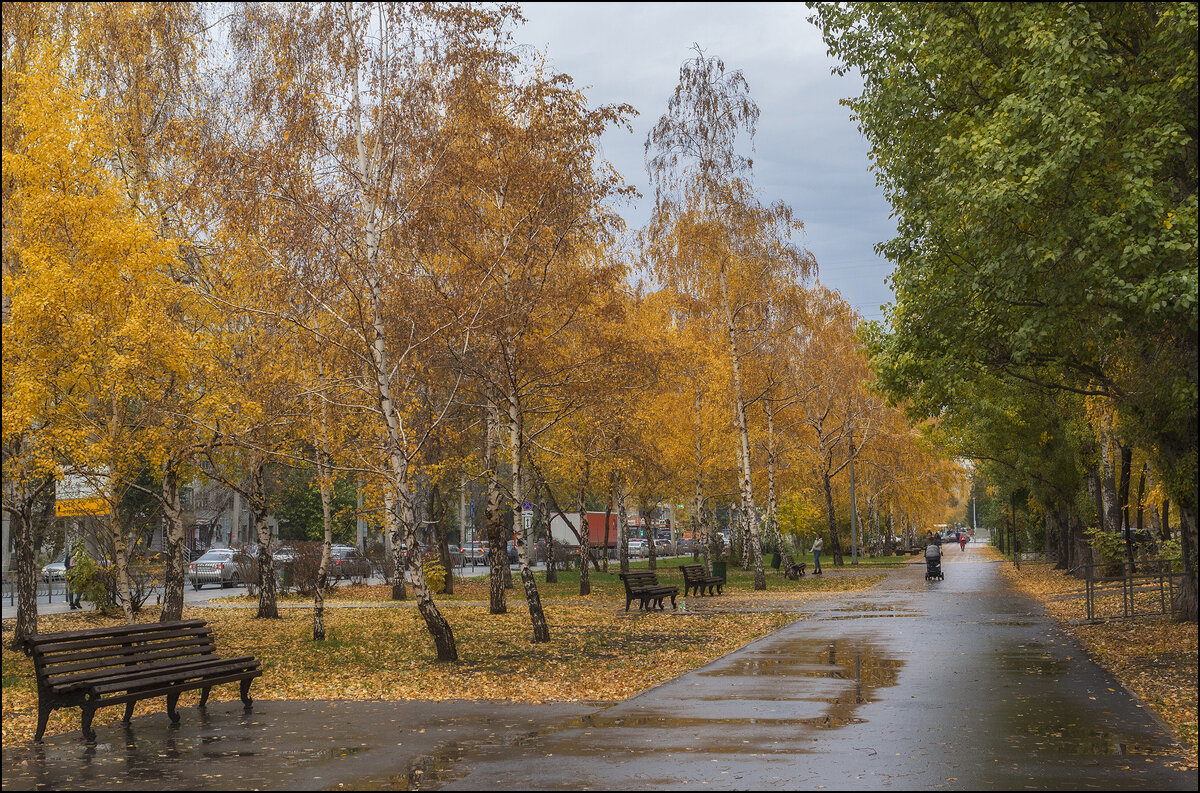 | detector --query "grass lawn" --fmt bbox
[1,559,884,745]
